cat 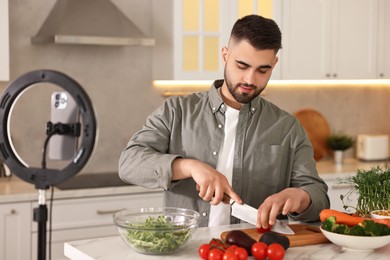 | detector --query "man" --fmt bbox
[119,15,329,228]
